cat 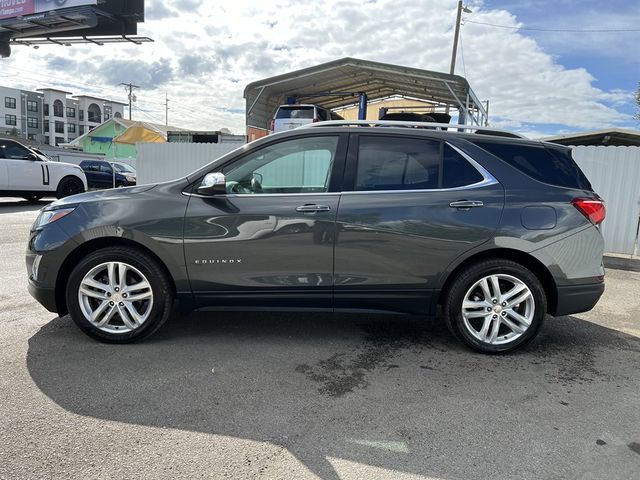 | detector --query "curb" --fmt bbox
[604,255,640,273]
